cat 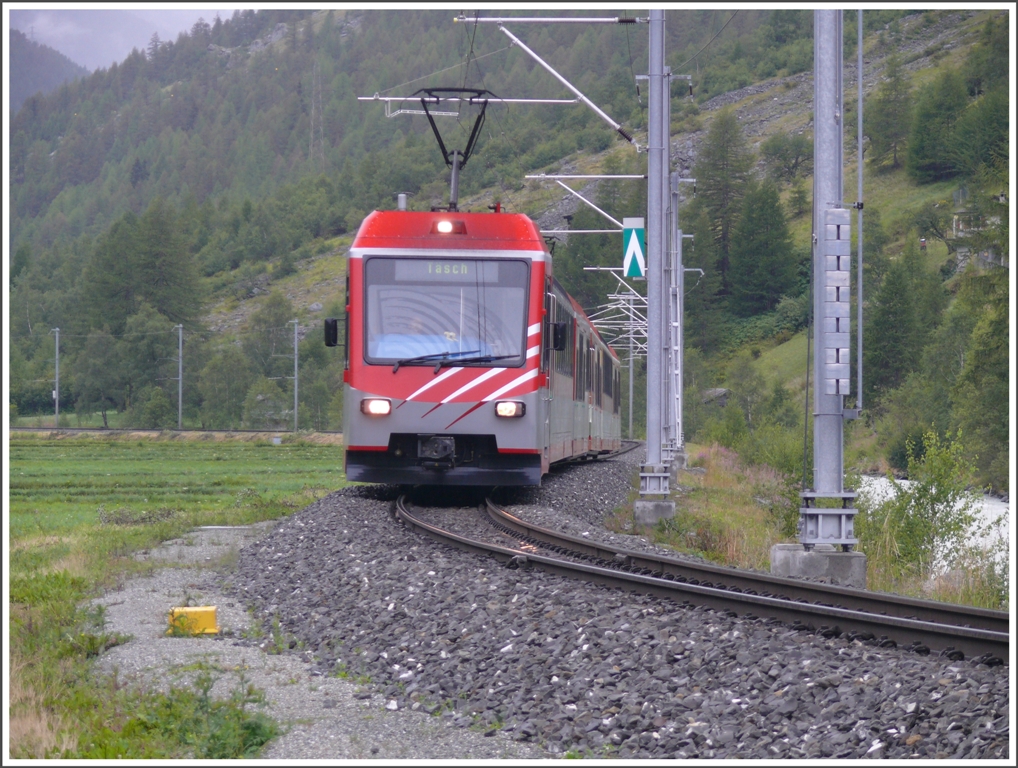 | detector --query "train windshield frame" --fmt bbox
[362,256,530,368]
